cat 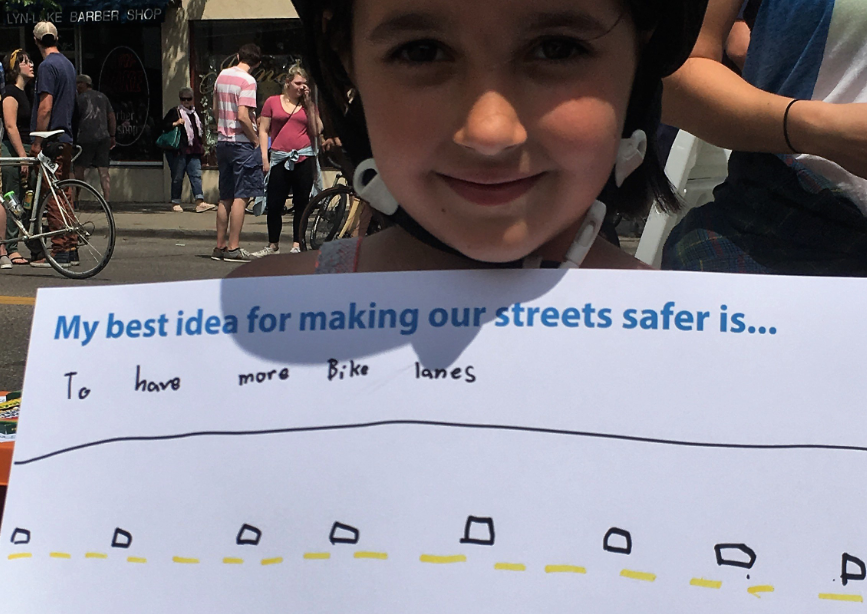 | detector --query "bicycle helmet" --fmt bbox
[291,0,709,246]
